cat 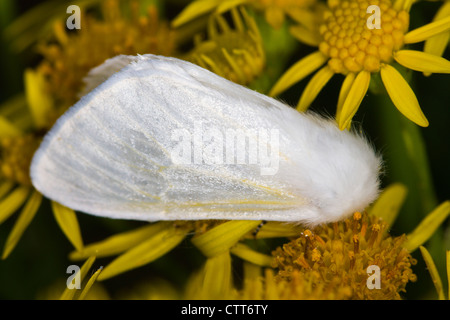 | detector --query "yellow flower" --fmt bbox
[270,0,450,129]
[38,278,110,300]
[0,134,40,186]
[180,184,449,300]
[172,0,321,30]
[0,76,53,259]
[63,182,440,300]
[38,0,177,117]
[2,1,447,301]
[0,0,265,280]
[59,256,106,300]
[70,219,275,298]
[0,0,177,259]
[50,176,447,300]
[186,7,265,85]
[269,212,417,299]
[68,220,266,282]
